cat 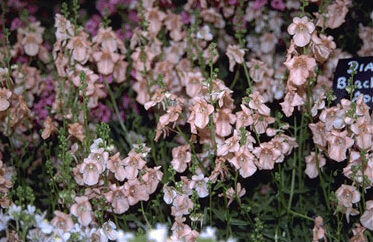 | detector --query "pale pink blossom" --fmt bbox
[235,104,254,129]
[163,185,177,204]
[105,184,129,214]
[187,97,214,132]
[309,122,328,147]
[217,130,240,156]
[360,201,373,231]
[189,175,209,198]
[171,145,191,173]
[79,158,104,186]
[171,194,194,216]
[327,130,354,162]
[107,153,126,181]
[229,146,257,178]
[284,55,316,86]
[305,152,326,179]
[70,196,93,226]
[124,179,149,205]
[280,91,304,117]
[312,216,327,242]
[220,182,246,207]
[214,108,236,137]
[287,16,315,47]
[253,142,281,170]
[142,166,163,194]
[226,45,245,72]
[93,48,120,75]
[336,184,360,209]
[249,92,271,116]
[122,150,146,180]
[51,211,74,232]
